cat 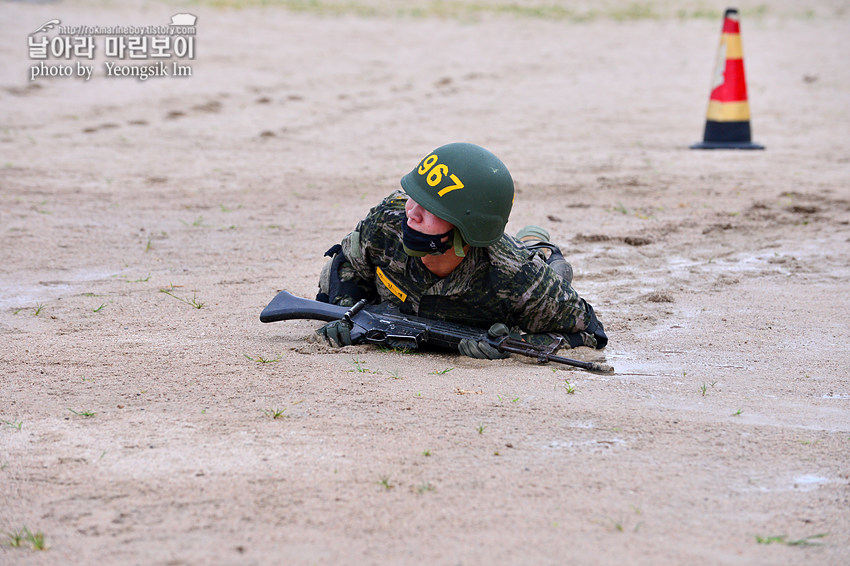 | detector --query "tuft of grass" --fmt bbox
[700,381,719,396]
[244,354,281,364]
[612,520,624,532]
[4,527,46,550]
[497,395,521,402]
[180,216,208,227]
[93,303,107,313]
[4,528,26,548]
[564,380,576,394]
[26,528,46,550]
[263,408,288,419]
[676,7,723,20]
[347,358,373,373]
[33,303,46,316]
[430,367,453,375]
[68,409,96,418]
[5,420,23,430]
[160,287,205,309]
[377,345,416,354]
[613,202,629,215]
[700,381,718,396]
[598,505,643,534]
[610,3,658,21]
[377,475,393,490]
[477,424,486,435]
[755,533,828,546]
